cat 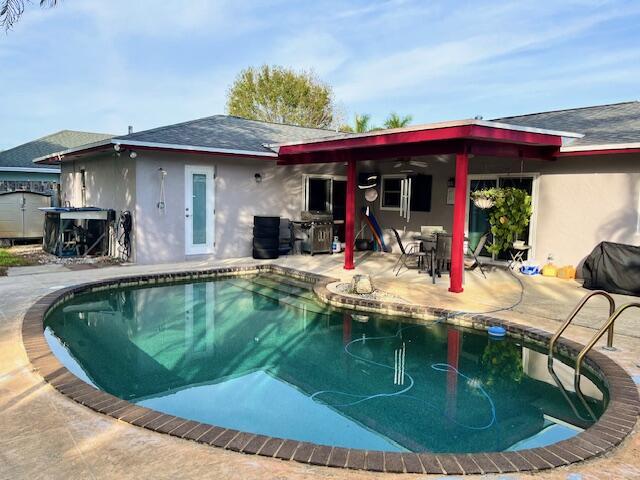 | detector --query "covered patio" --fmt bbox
[274,119,582,293]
